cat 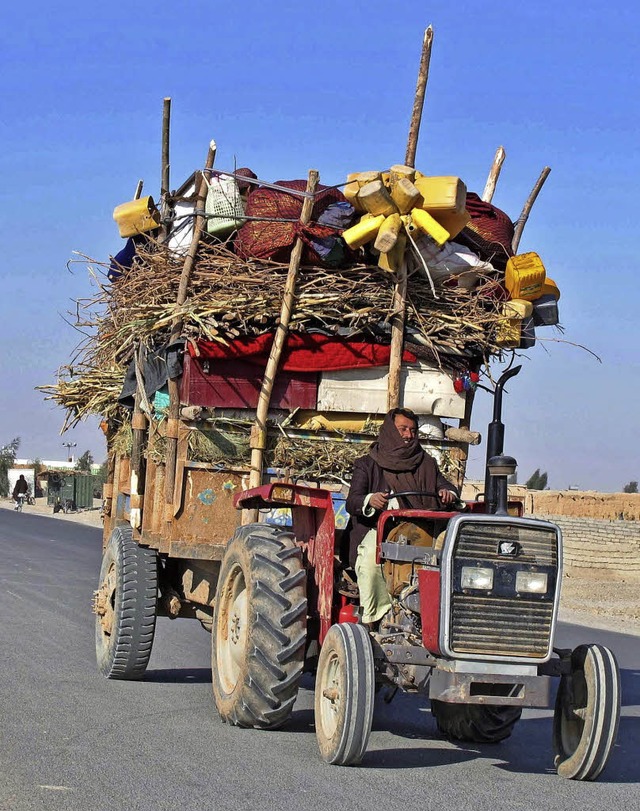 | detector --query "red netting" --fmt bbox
[455,192,515,271]
[235,180,347,264]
